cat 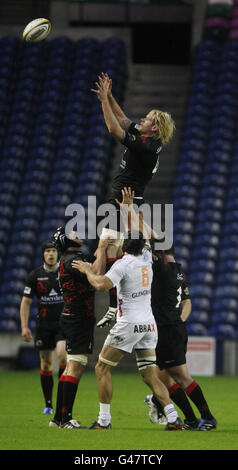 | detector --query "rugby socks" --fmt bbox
[53,373,65,423]
[61,375,79,424]
[58,365,66,379]
[164,404,178,424]
[168,384,197,422]
[185,381,214,420]
[40,369,53,408]
[98,403,111,427]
